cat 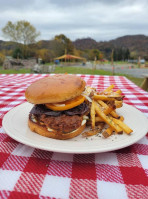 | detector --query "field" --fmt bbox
[55,66,143,87]
[0,65,144,87]
[0,67,31,74]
